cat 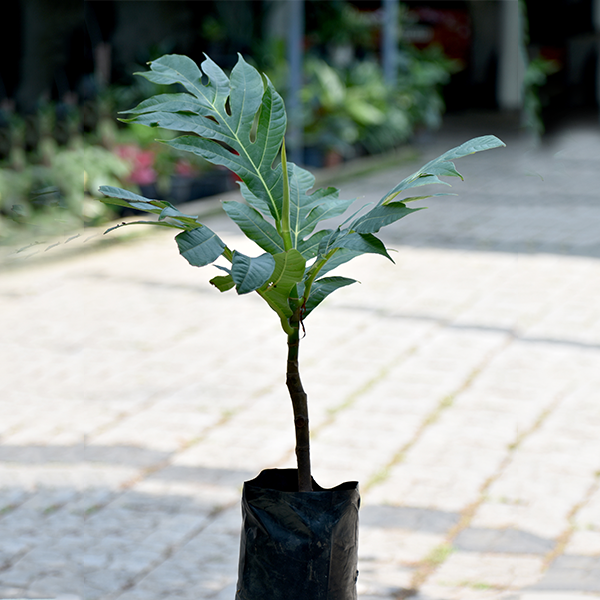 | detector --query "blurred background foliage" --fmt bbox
[1,0,596,246]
